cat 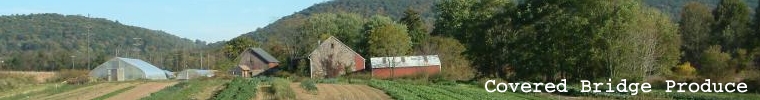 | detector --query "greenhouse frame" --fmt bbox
[89,57,168,81]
